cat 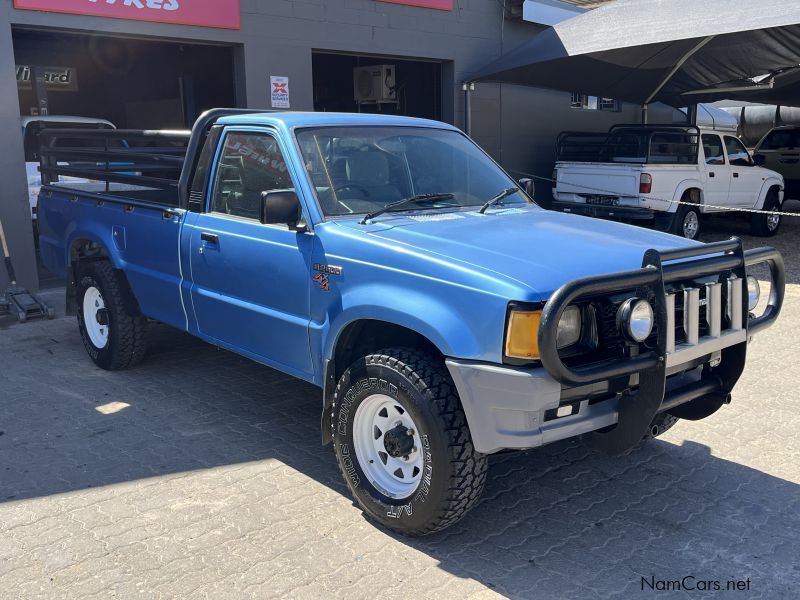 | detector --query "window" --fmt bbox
[724,136,753,167]
[702,134,725,165]
[210,132,293,220]
[295,126,526,217]
[570,93,620,111]
[759,129,800,150]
